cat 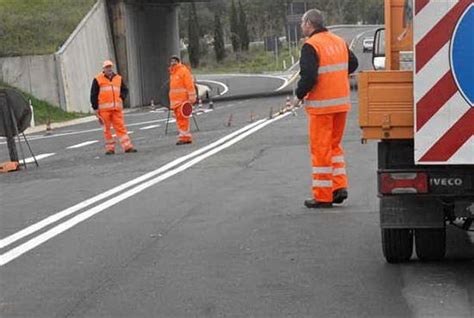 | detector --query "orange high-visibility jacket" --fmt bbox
[304,32,350,115]
[95,73,124,110]
[169,63,196,109]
